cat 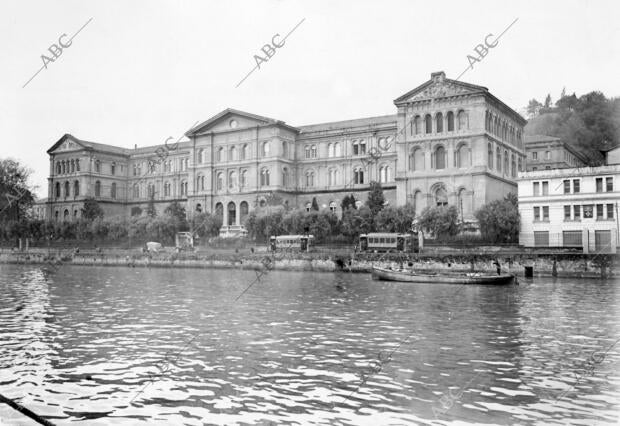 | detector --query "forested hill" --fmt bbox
[524,91,620,165]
